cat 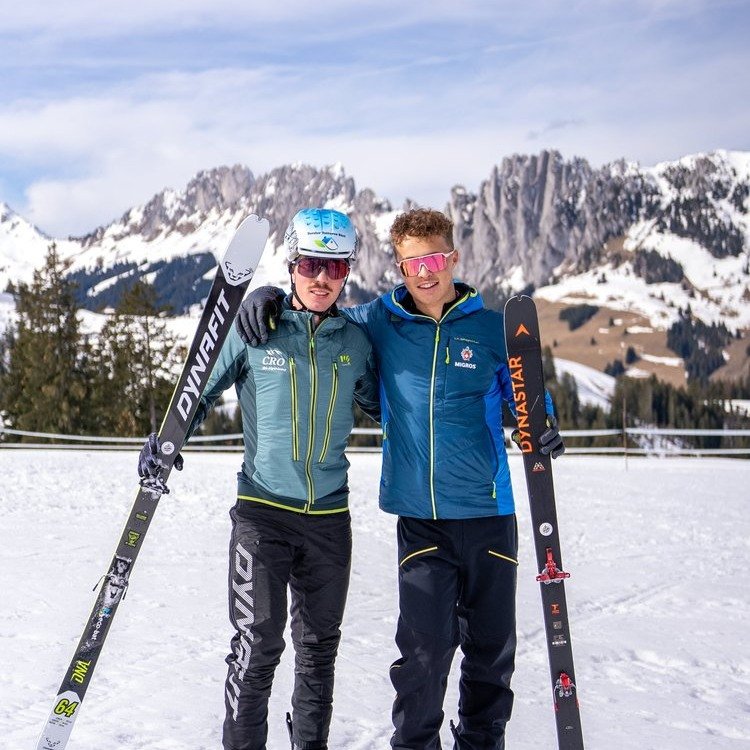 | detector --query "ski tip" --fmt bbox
[237,213,270,232]
[234,213,271,243]
[503,293,533,310]
[221,215,271,286]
